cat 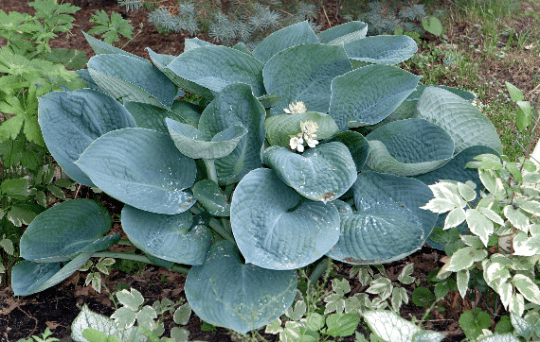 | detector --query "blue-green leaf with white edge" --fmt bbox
[416,87,503,154]
[38,88,136,187]
[197,83,266,185]
[87,54,177,108]
[252,21,318,63]
[167,45,265,96]
[185,240,298,334]
[344,35,418,65]
[20,199,113,262]
[329,65,421,130]
[75,128,197,214]
[121,205,211,266]
[166,118,247,160]
[317,21,368,45]
[327,171,438,265]
[123,100,200,134]
[12,253,93,296]
[263,43,352,115]
[365,118,455,176]
[263,143,357,202]
[230,168,341,270]
[415,145,500,250]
